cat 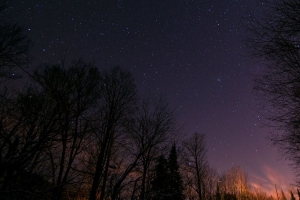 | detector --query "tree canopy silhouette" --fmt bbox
[247,0,300,182]
[152,144,184,200]
[168,143,184,200]
[0,1,29,81]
